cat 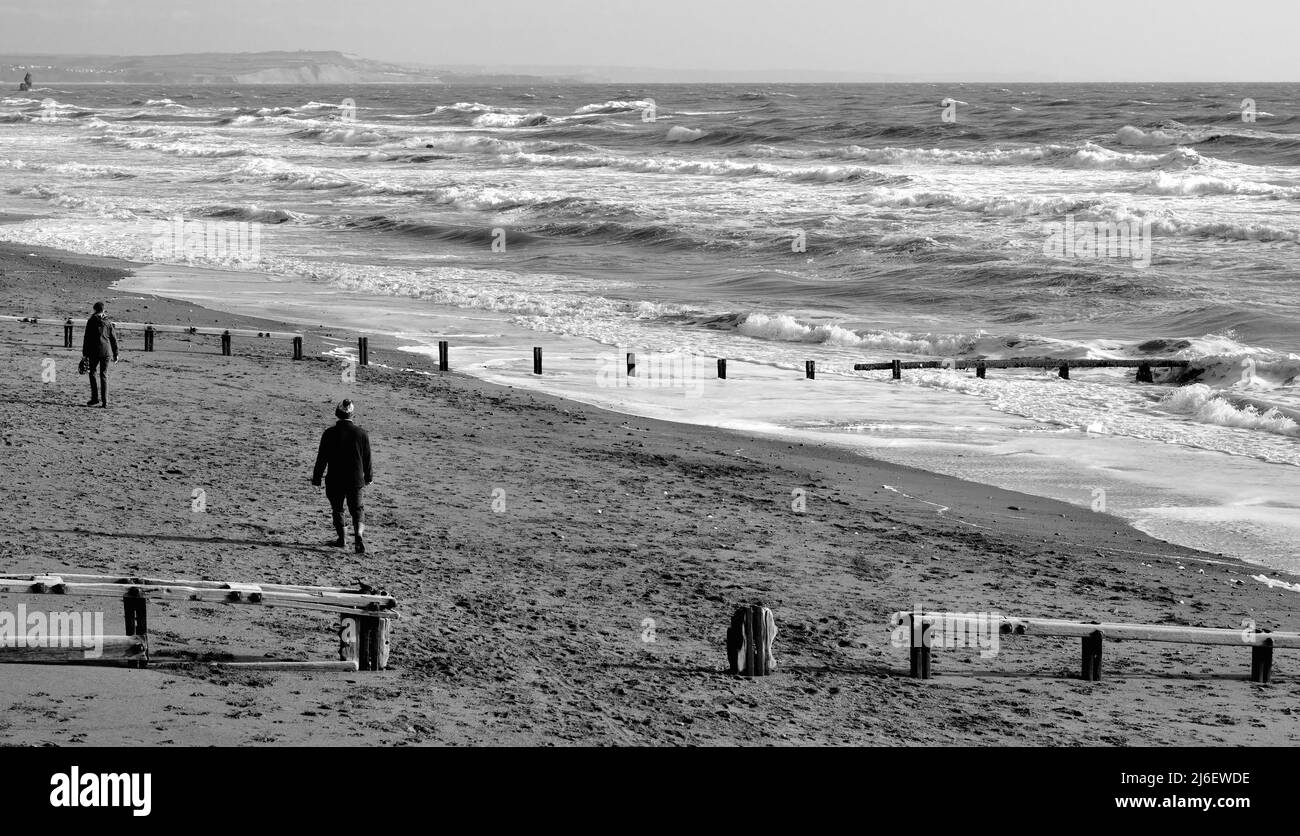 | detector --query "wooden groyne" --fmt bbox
[855,357,1192,381]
